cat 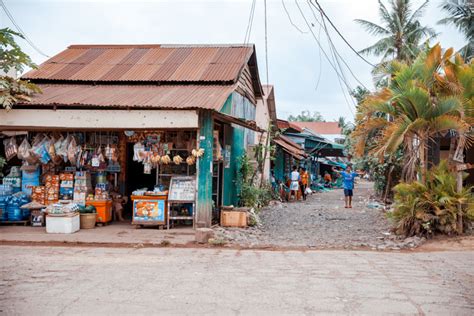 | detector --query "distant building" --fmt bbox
[292,122,344,144]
